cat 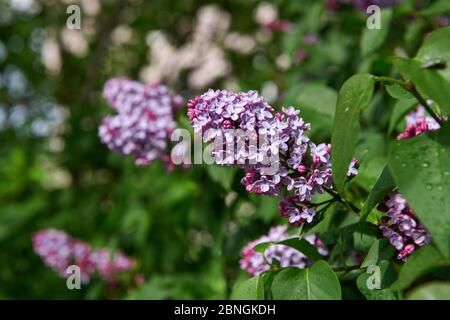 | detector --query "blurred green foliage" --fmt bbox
[0,0,449,299]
